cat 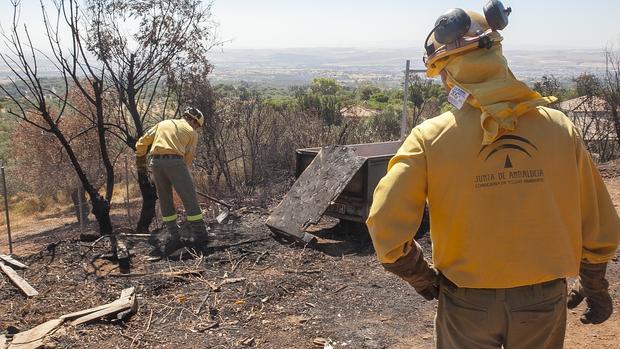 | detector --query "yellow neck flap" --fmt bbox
[432,45,557,145]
